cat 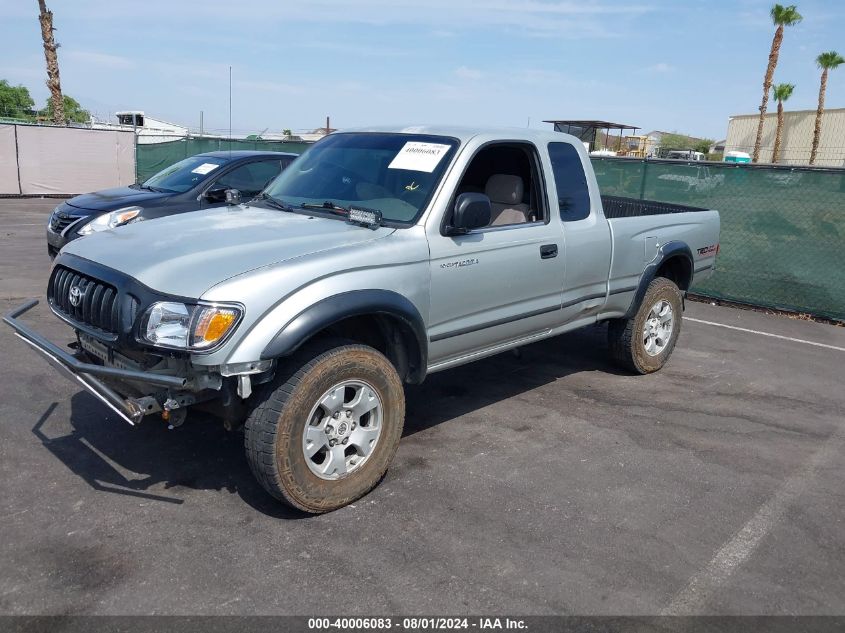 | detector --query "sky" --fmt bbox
[1,0,844,140]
